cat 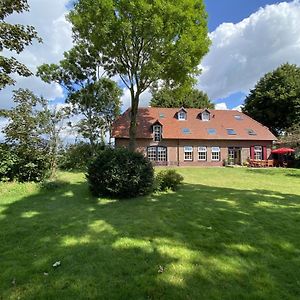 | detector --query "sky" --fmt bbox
[1,0,300,115]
